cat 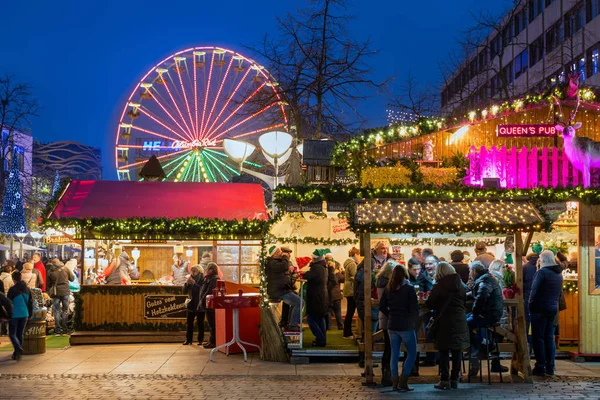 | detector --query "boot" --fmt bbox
[434,380,450,390]
[450,380,458,389]
[398,374,414,392]
[380,366,392,386]
[469,361,480,377]
[490,358,508,373]
[391,376,400,391]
